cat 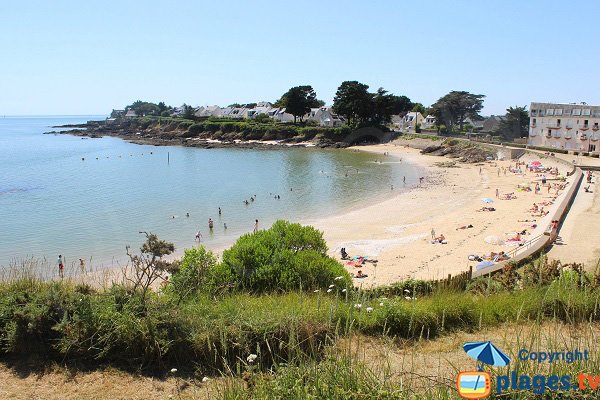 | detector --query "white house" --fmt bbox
[305,107,345,127]
[527,102,600,154]
[401,112,424,131]
[194,105,222,118]
[423,115,436,129]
